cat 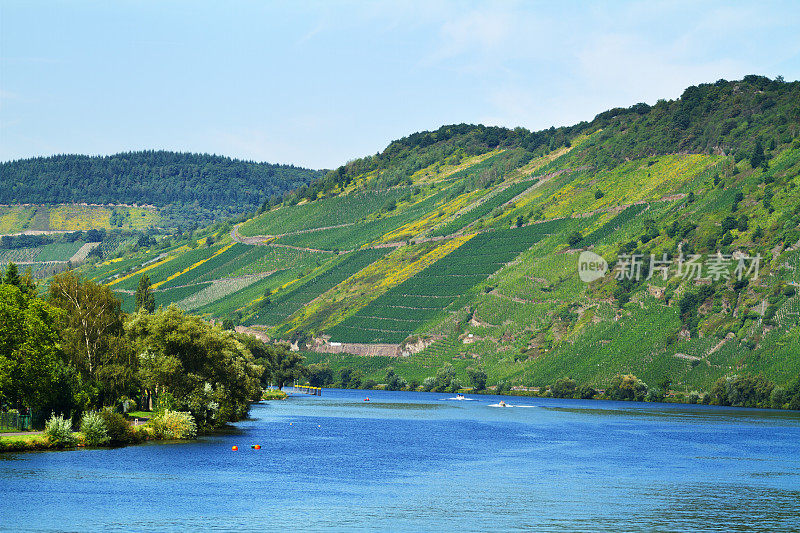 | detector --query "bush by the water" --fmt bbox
[605,374,648,402]
[151,410,197,440]
[98,409,137,445]
[711,374,774,408]
[80,411,110,446]
[44,414,77,447]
